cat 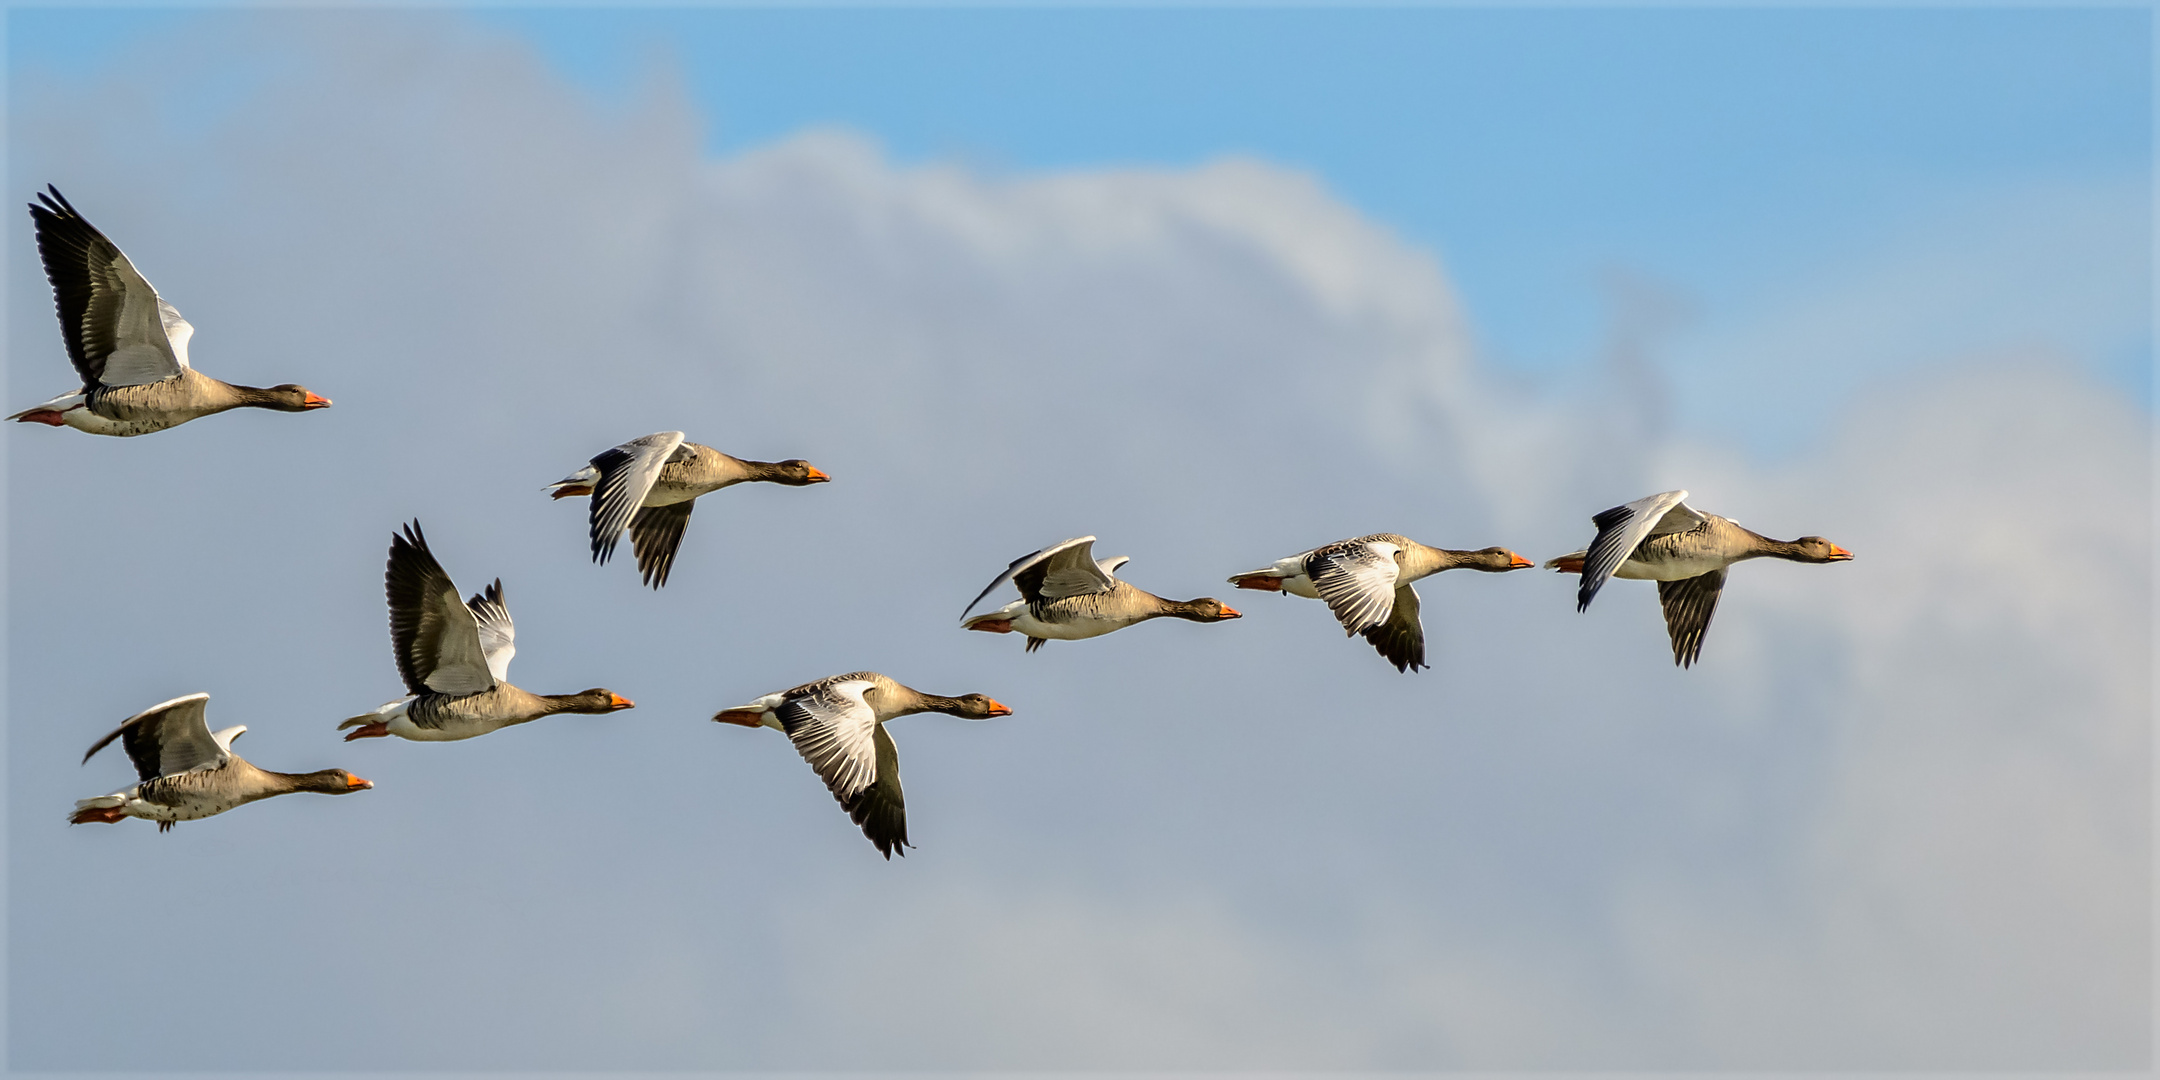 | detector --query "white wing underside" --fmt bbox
[467,589,517,683]
[777,680,881,801]
[1306,541,1402,634]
